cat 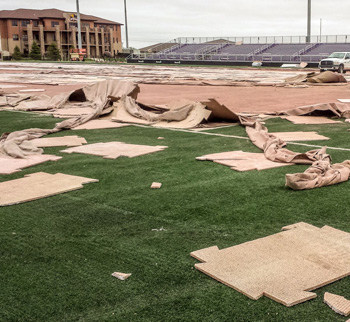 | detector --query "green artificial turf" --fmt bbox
[1,111,350,321]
